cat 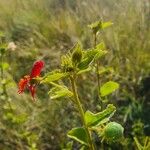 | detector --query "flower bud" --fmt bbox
[103,122,124,141]
[72,44,82,66]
